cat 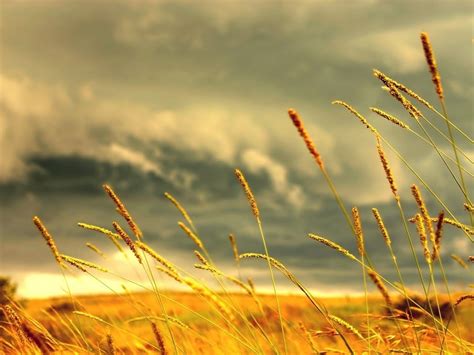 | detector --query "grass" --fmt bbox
[1,31,473,353]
